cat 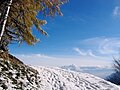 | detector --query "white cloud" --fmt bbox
[14,54,57,66]
[15,54,77,66]
[76,37,120,56]
[14,53,112,67]
[98,38,120,54]
[87,50,97,57]
[73,48,87,56]
[73,47,97,57]
[82,37,105,45]
[16,54,55,59]
[113,6,120,16]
